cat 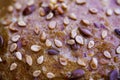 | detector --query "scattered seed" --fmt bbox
[67,39,75,45]
[18,19,26,27]
[75,35,84,45]
[9,26,18,32]
[114,8,120,15]
[10,63,17,71]
[40,32,47,41]
[48,21,57,30]
[76,0,86,5]
[77,58,86,67]
[47,72,55,79]
[103,51,111,58]
[0,57,2,62]
[79,28,92,37]
[8,6,14,12]
[27,0,34,6]
[114,29,120,36]
[59,57,67,66]
[0,35,4,48]
[45,39,52,47]
[69,13,77,20]
[11,35,20,42]
[88,40,94,49]
[46,12,54,20]
[47,48,59,55]
[57,6,64,14]
[101,30,107,39]
[116,46,120,54]
[39,7,46,16]
[54,39,63,48]
[81,19,90,26]
[106,9,113,16]
[31,45,41,52]
[90,58,98,69]
[89,8,98,14]
[10,43,17,52]
[34,26,40,35]
[14,2,22,10]
[15,51,22,60]
[61,3,68,10]
[23,5,36,16]
[50,0,57,4]
[63,17,69,25]
[26,55,33,66]
[71,69,85,78]
[109,70,119,80]
[33,70,41,77]
[37,55,44,64]
[71,29,77,38]
[116,0,120,5]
